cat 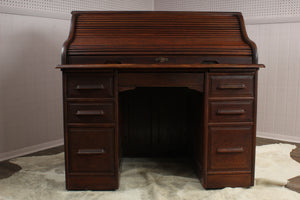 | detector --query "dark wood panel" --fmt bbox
[208,126,253,171]
[68,128,115,174]
[119,72,204,92]
[209,100,253,123]
[62,11,257,64]
[206,173,252,188]
[67,174,118,190]
[66,72,113,98]
[67,102,114,123]
[188,90,205,179]
[68,55,253,65]
[151,88,189,156]
[119,88,152,156]
[120,88,202,157]
[209,73,254,97]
